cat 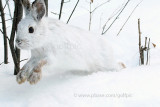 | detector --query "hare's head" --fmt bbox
[16,0,47,50]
